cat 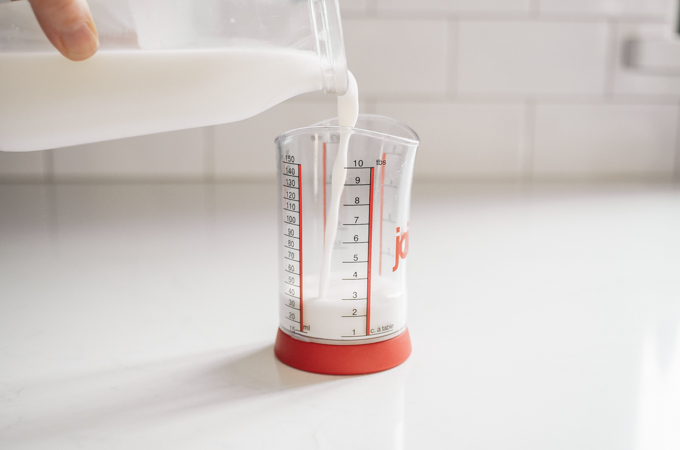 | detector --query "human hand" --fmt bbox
[22,0,99,61]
